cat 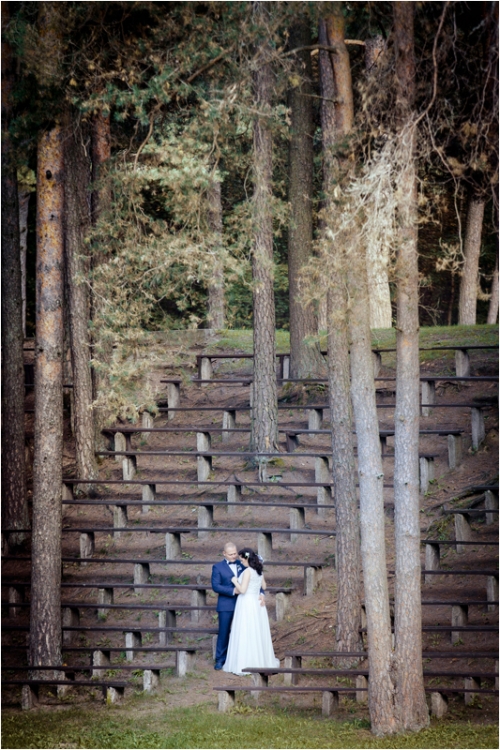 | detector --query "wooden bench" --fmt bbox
[2,678,127,709]
[441,501,499,547]
[423,538,498,579]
